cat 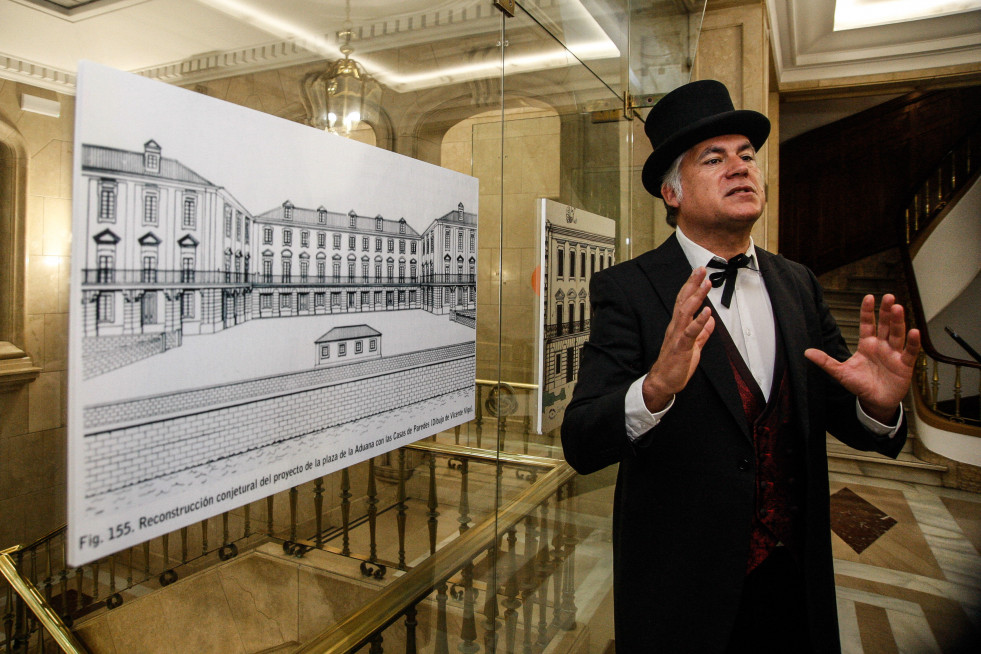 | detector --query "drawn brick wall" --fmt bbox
[82,344,475,497]
[82,334,169,379]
